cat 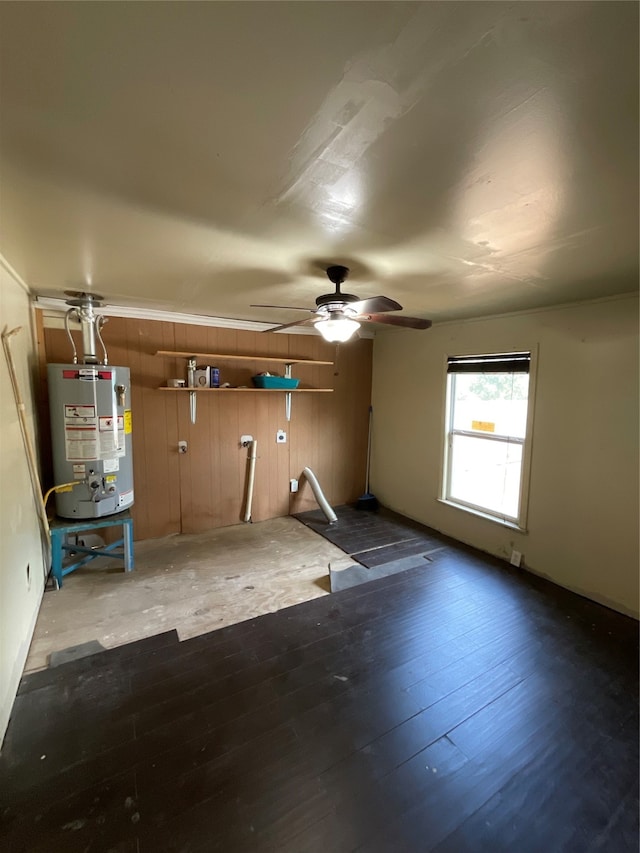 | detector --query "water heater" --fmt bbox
[47,292,134,519]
